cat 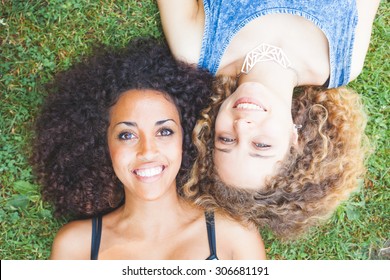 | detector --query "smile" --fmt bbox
[233,98,267,111]
[236,103,264,110]
[133,166,164,178]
